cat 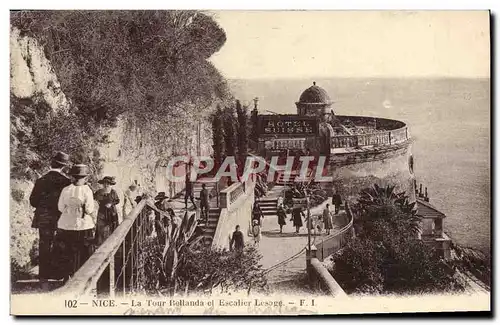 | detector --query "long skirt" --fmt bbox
[54,228,94,279]
[323,214,334,230]
[96,219,116,246]
[277,212,287,226]
[293,215,303,227]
